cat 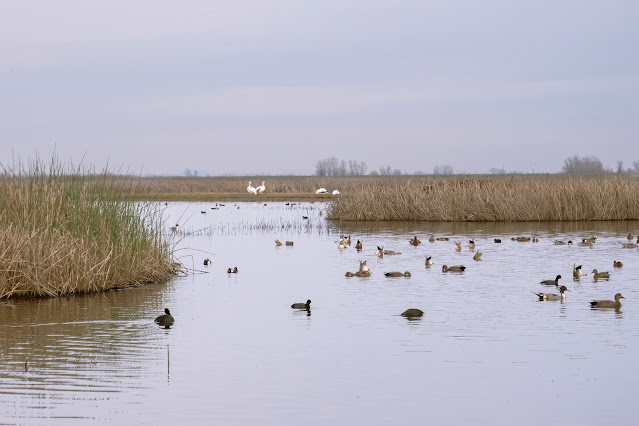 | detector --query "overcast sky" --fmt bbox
[1,1,637,175]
